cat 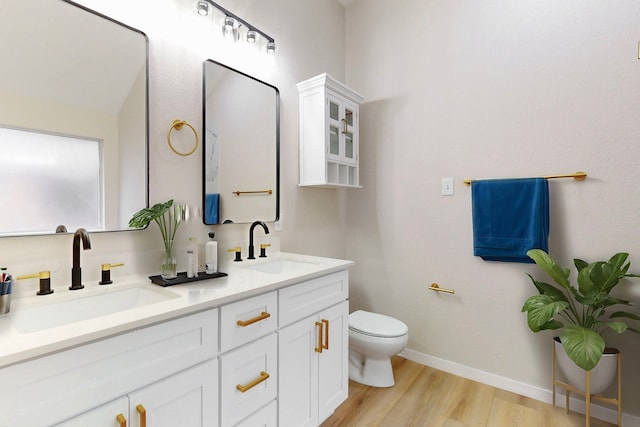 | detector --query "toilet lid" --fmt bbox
[349,310,408,338]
